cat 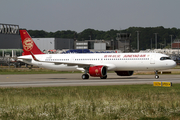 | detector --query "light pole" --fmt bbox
[178,38,179,65]
[154,33,158,49]
[151,38,152,49]
[178,38,179,58]
[69,39,70,49]
[159,43,162,49]
[136,31,140,51]
[89,35,91,40]
[170,35,173,49]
